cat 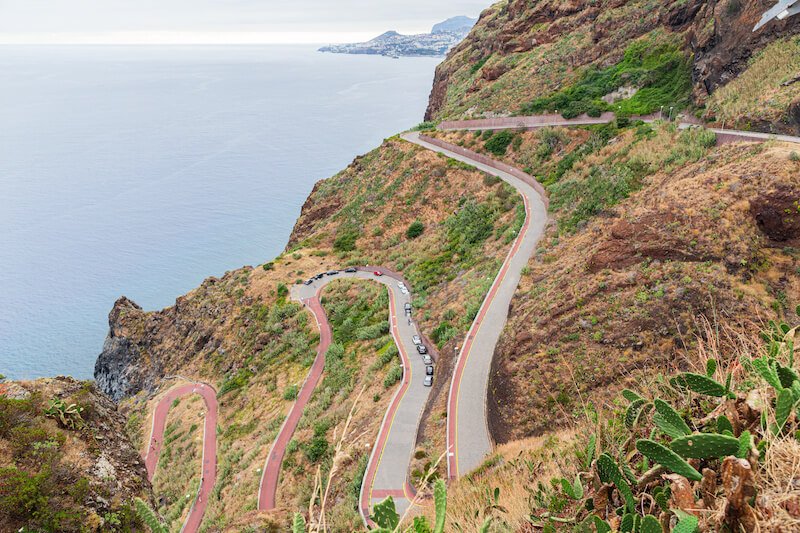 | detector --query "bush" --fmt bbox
[333,228,359,252]
[484,131,515,156]
[262,262,274,271]
[406,221,425,240]
[283,384,299,401]
[302,436,329,463]
[383,365,403,388]
[276,283,289,299]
